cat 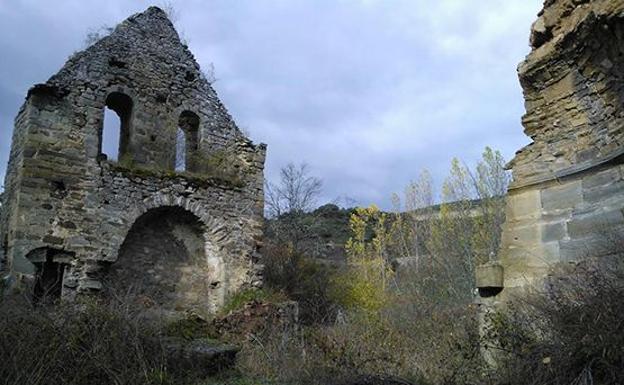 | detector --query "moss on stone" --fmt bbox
[107,160,245,189]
